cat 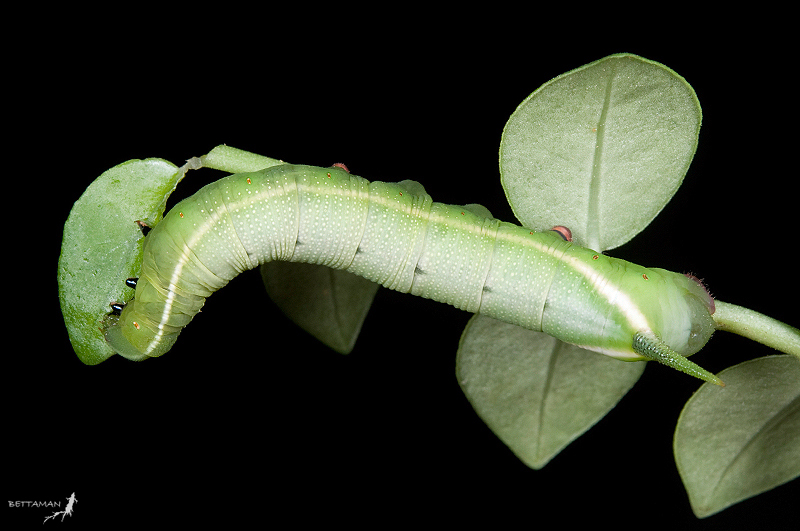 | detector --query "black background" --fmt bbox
[6,11,797,529]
